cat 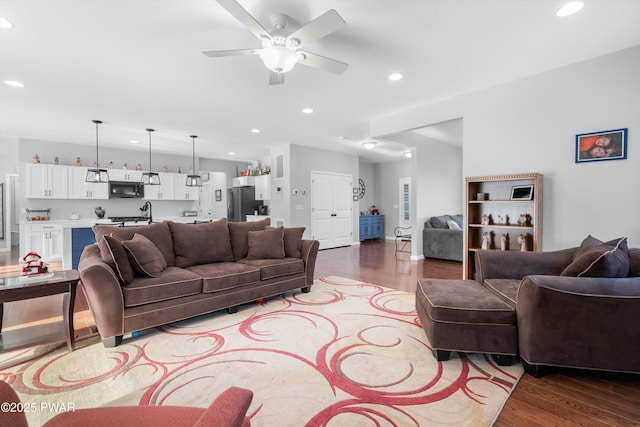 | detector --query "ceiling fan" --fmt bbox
[203,0,349,85]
